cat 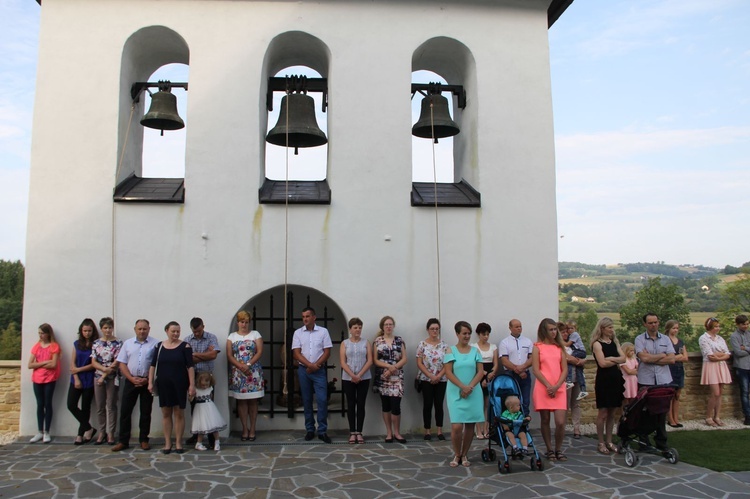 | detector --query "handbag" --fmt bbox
[152,343,163,398]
